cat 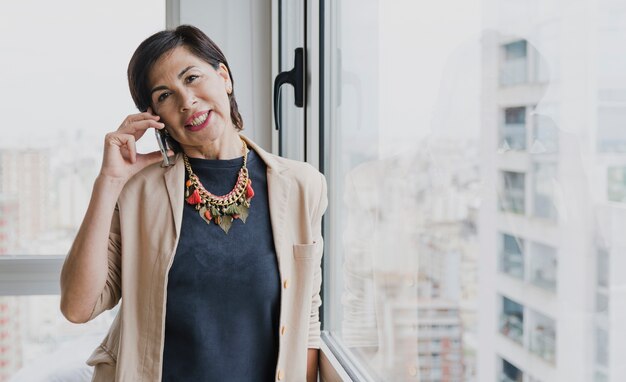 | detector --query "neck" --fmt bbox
[183,129,243,160]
